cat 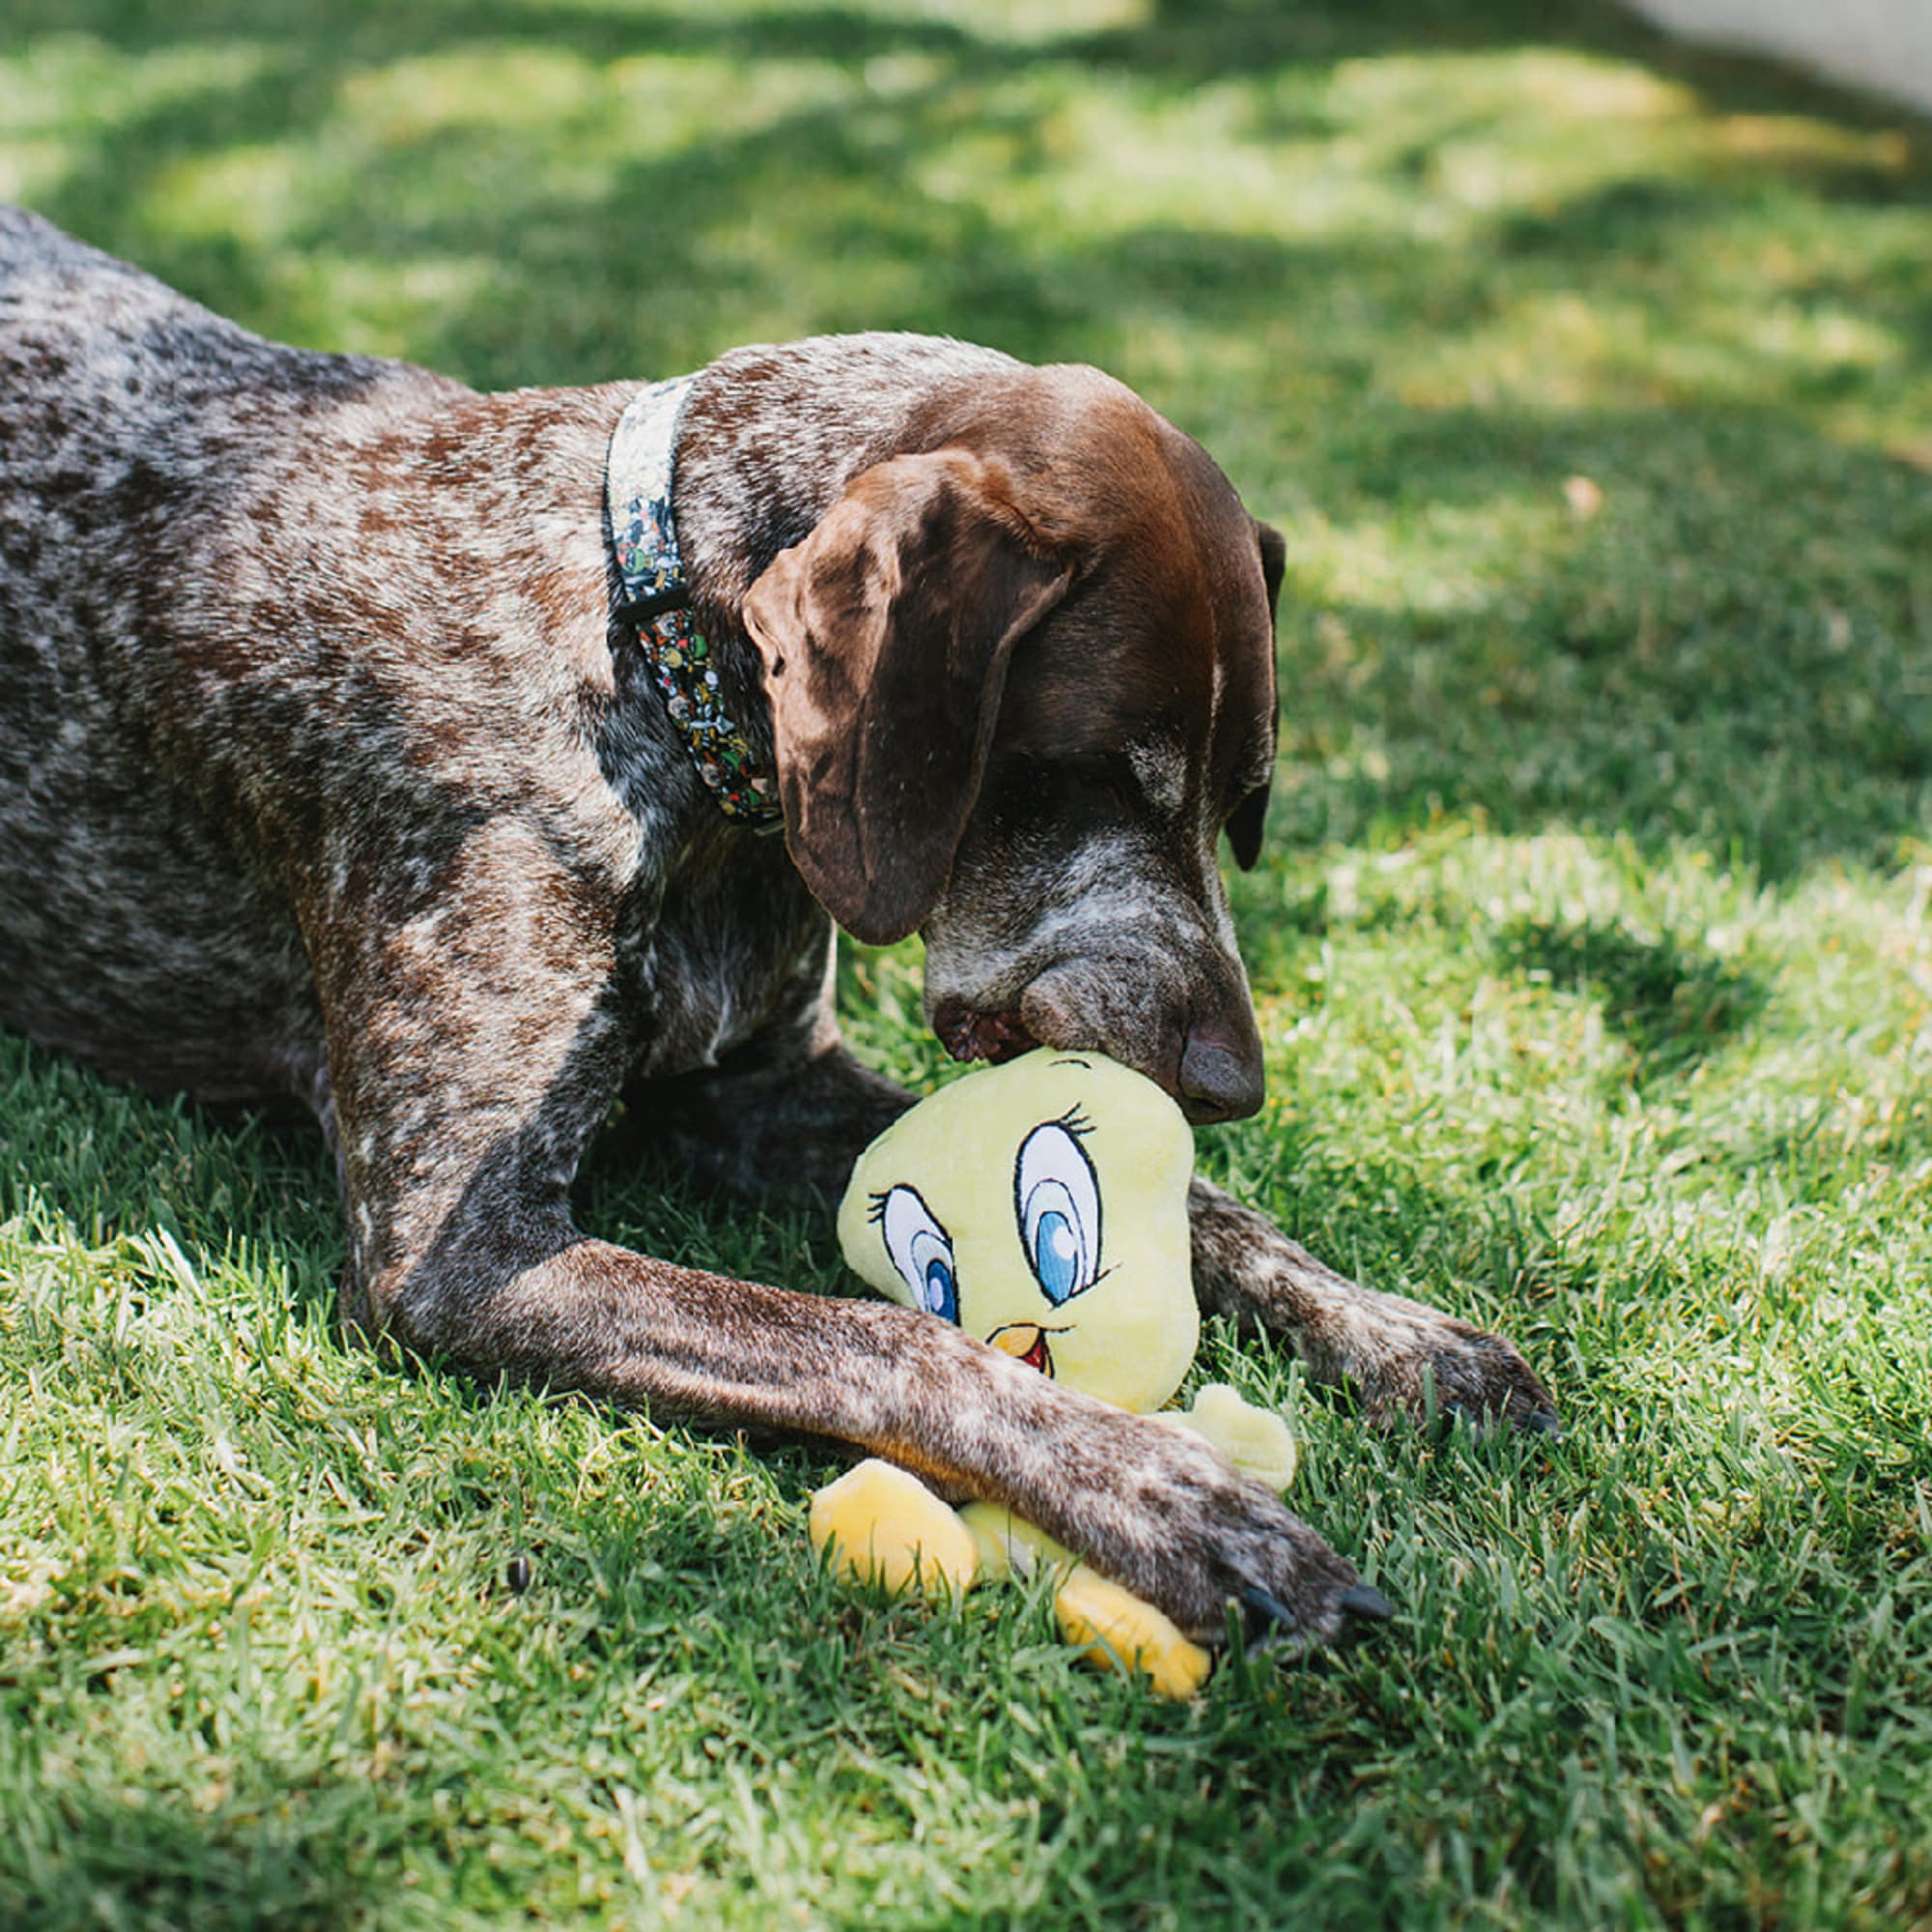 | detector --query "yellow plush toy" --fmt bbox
[809,1049,1296,1698]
